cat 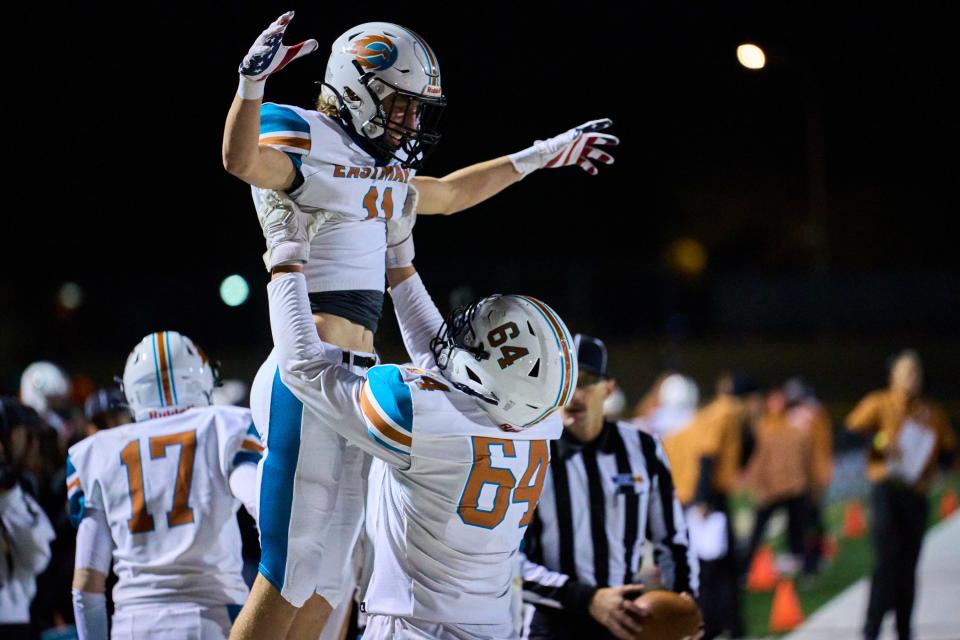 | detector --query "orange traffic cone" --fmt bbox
[747,545,779,592]
[842,501,866,539]
[939,489,958,520]
[769,578,804,632]
[822,534,839,562]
